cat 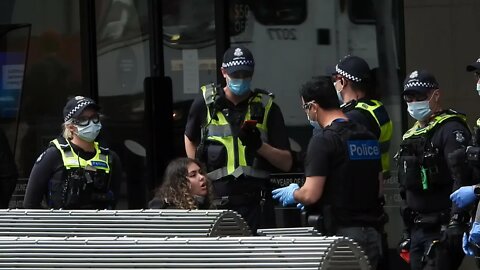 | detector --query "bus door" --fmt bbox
[0,24,31,208]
